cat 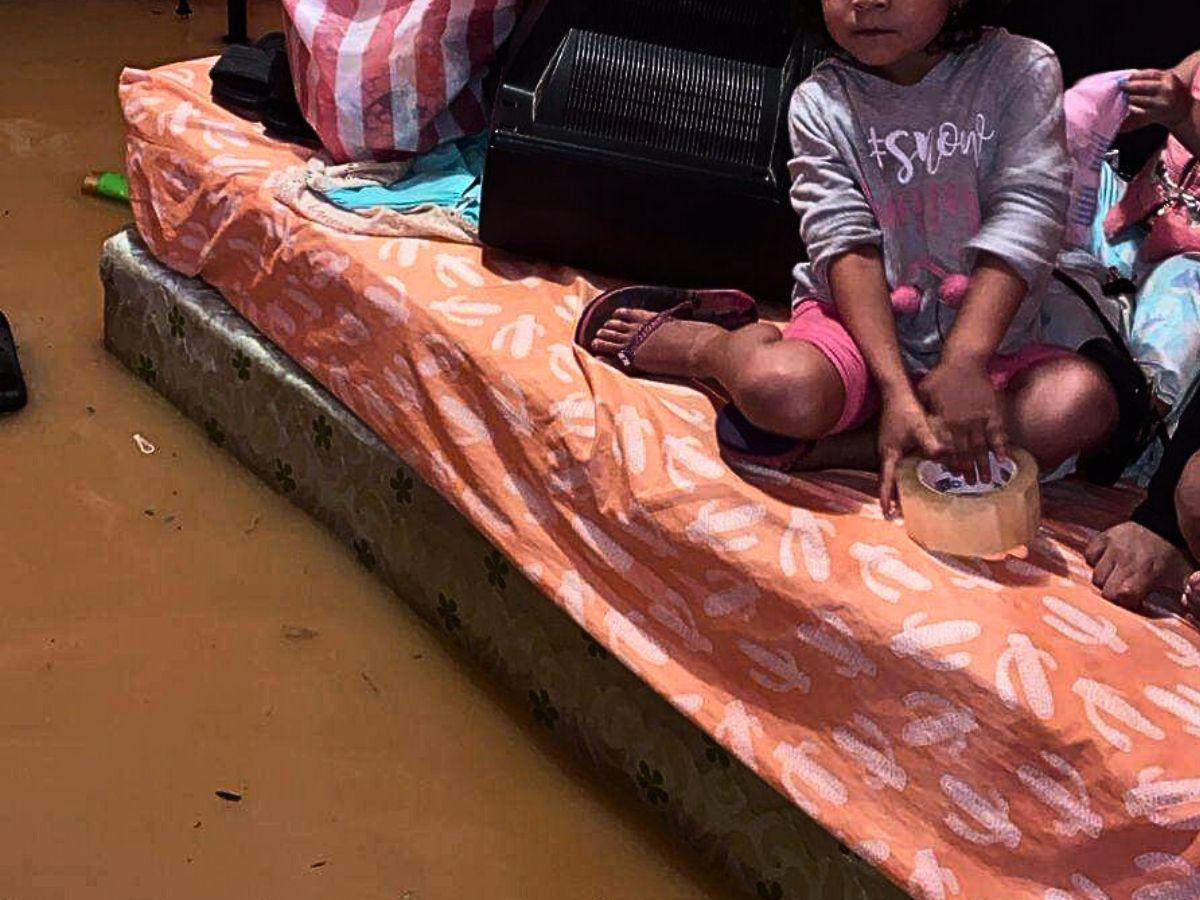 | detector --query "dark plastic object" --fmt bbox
[479,0,828,308]
[210,33,319,146]
[0,312,28,414]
